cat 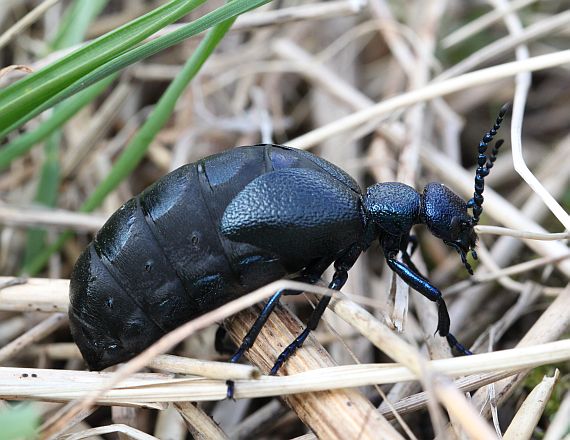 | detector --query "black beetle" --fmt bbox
[69,105,507,396]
